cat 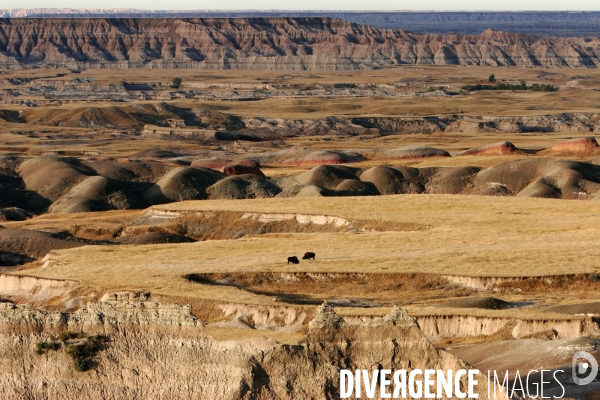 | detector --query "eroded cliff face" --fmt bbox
[0,302,506,399]
[0,18,599,70]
